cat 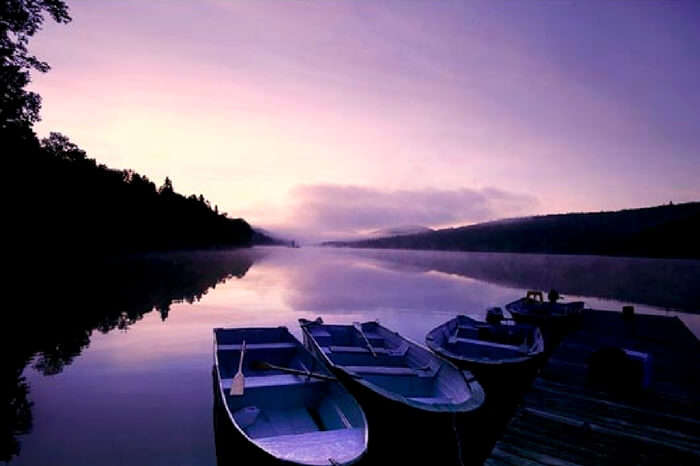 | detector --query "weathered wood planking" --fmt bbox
[485,309,700,465]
